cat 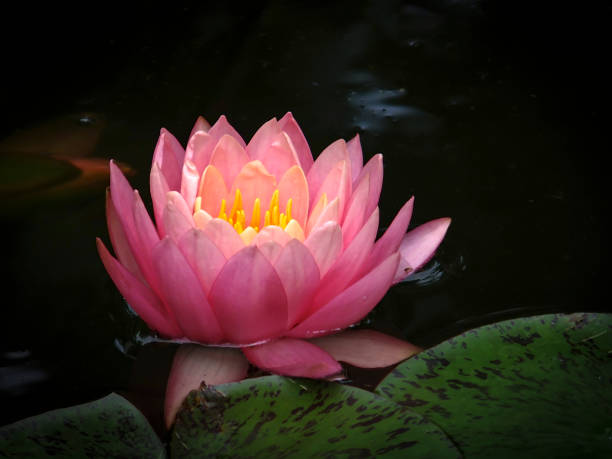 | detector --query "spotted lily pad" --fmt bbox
[375,313,612,458]
[171,375,460,458]
[0,393,165,458]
